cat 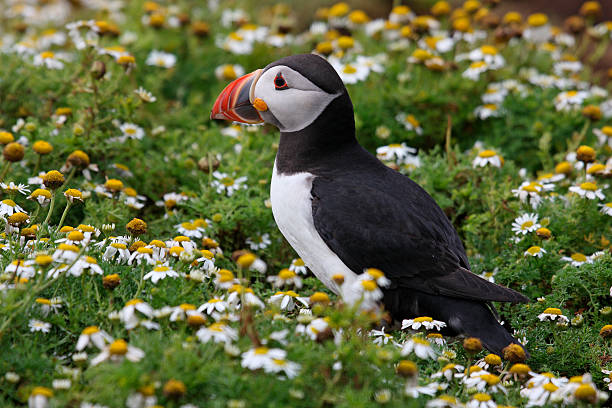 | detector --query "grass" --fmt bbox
[0,0,612,406]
